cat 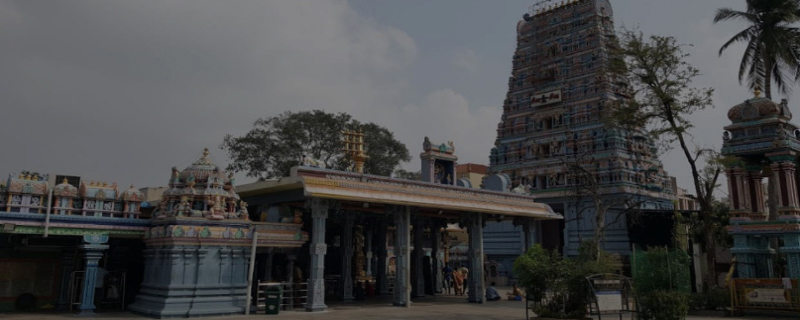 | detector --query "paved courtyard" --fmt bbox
[0,292,793,320]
